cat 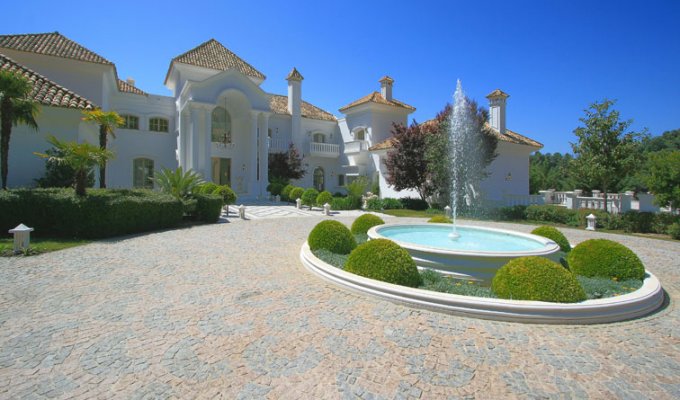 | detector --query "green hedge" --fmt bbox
[567,239,645,281]
[345,239,422,287]
[531,226,571,252]
[400,197,429,210]
[316,191,333,207]
[308,220,357,254]
[526,205,575,225]
[428,215,452,223]
[0,188,183,239]
[193,194,223,223]
[331,196,361,210]
[351,214,385,234]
